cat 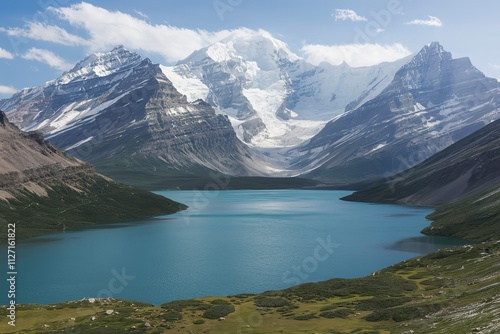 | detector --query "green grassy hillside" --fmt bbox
[423,183,500,241]
[0,175,186,240]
